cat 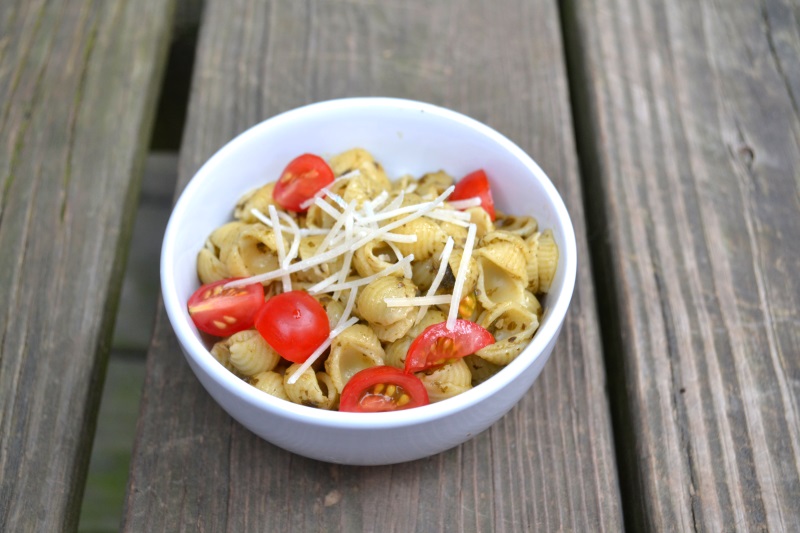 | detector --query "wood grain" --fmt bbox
[0,1,175,530]
[123,0,623,531]
[563,0,800,529]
